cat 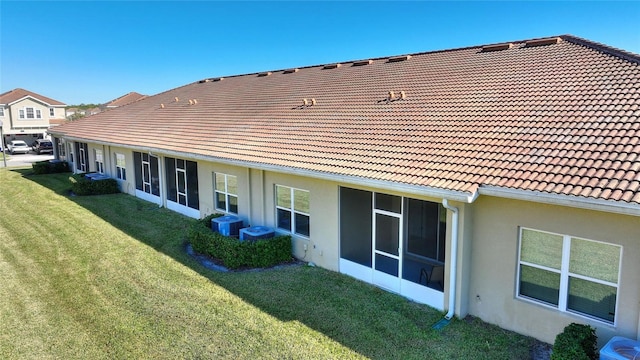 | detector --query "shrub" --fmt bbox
[69,174,120,196]
[32,160,70,174]
[551,323,597,360]
[188,215,292,269]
